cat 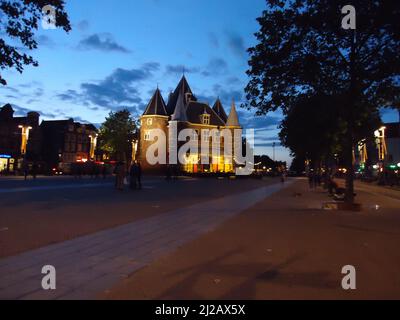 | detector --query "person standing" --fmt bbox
[129,162,137,189]
[32,161,38,179]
